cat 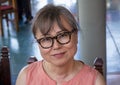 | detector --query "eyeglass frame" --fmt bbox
[36,29,76,49]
